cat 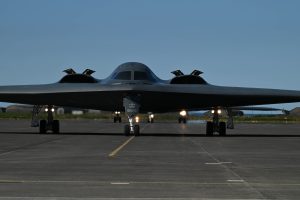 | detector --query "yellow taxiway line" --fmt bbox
[108,136,135,157]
